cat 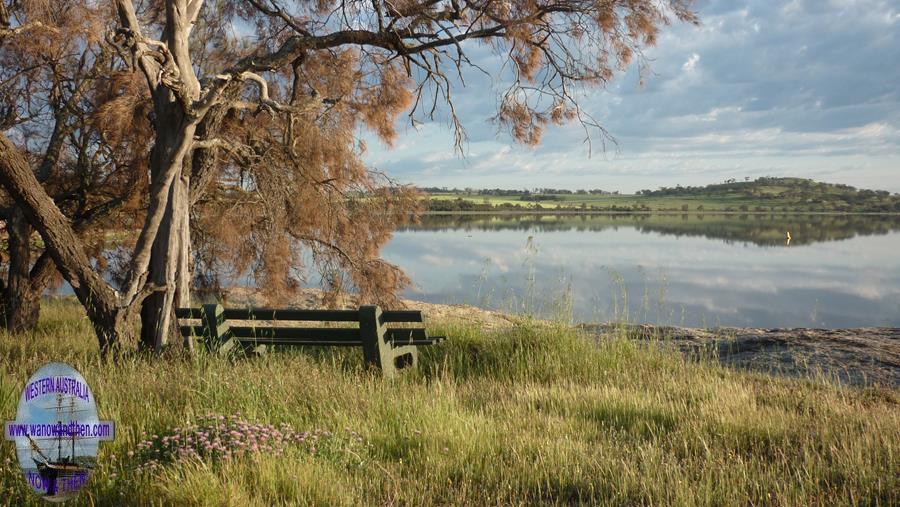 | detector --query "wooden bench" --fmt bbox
[175,305,445,377]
